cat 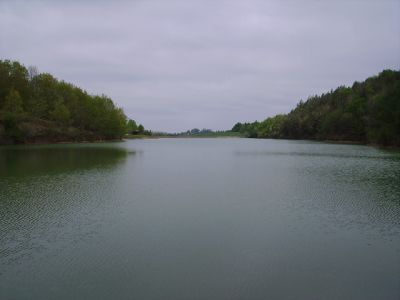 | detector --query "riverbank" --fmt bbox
[2,134,398,151]
[0,138,124,146]
[124,134,157,139]
[0,117,128,146]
